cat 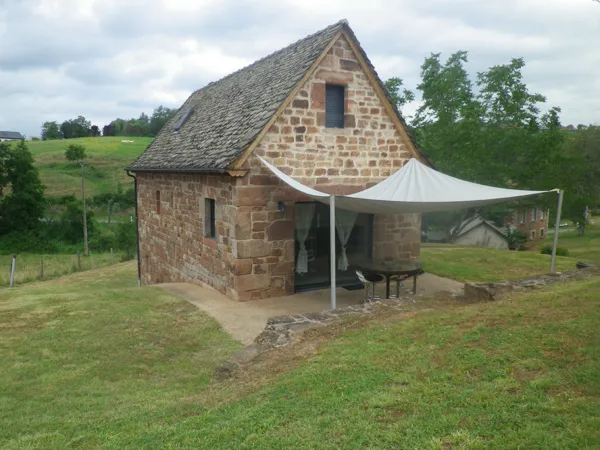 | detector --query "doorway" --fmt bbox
[294,202,373,292]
